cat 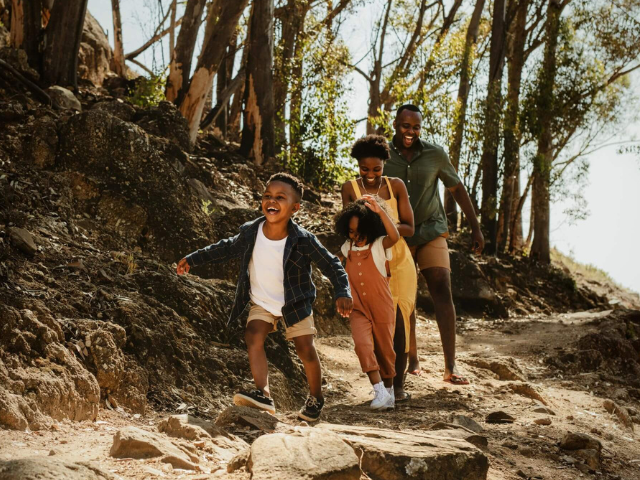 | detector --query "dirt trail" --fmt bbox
[1,310,638,479]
